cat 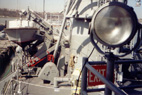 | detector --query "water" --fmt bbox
[0,17,19,25]
[0,17,18,80]
[0,47,15,80]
